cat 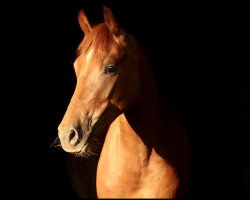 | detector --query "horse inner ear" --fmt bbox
[78,10,92,35]
[103,6,121,36]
